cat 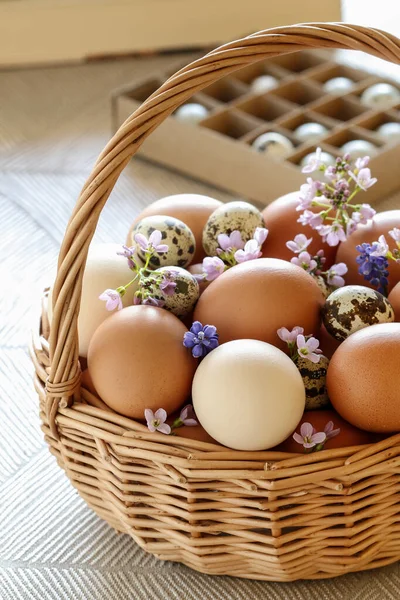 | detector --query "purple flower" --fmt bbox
[297,178,320,210]
[234,239,262,263]
[370,235,389,258]
[301,147,323,174]
[358,204,376,223]
[159,273,177,296]
[291,251,317,273]
[324,165,337,182]
[296,334,322,363]
[117,245,136,269]
[297,210,324,229]
[179,405,198,426]
[389,228,400,243]
[202,256,225,281]
[293,422,327,449]
[145,408,171,434]
[99,289,123,311]
[253,227,269,246]
[183,321,219,358]
[217,230,245,251]
[277,326,304,343]
[355,156,370,170]
[142,296,165,307]
[317,223,347,246]
[326,262,348,287]
[286,233,313,254]
[324,421,341,440]
[349,167,377,191]
[356,242,389,294]
[134,230,169,254]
